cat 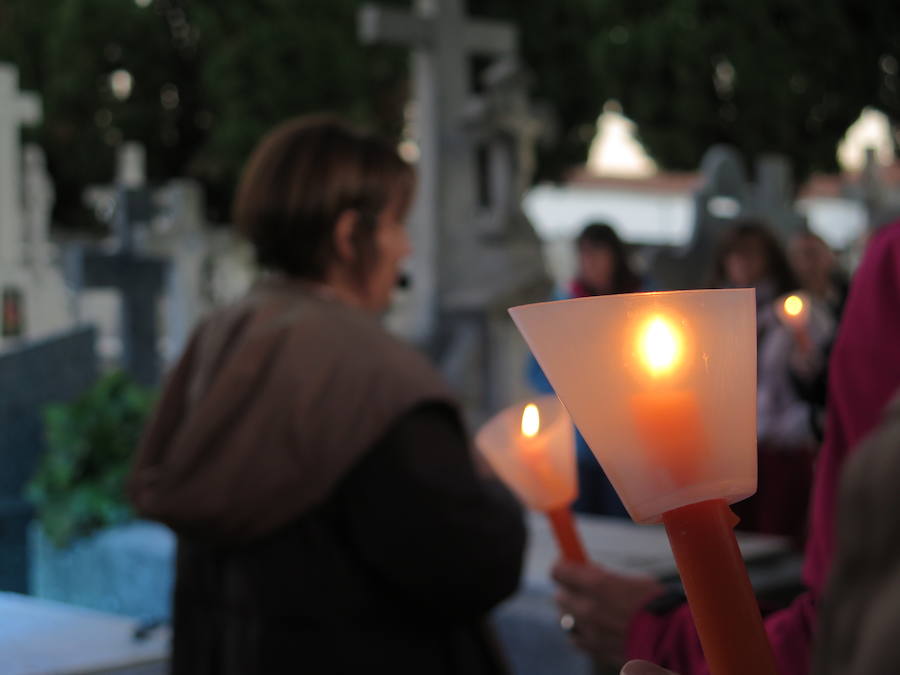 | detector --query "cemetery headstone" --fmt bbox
[651,145,751,289]
[0,327,98,592]
[0,63,40,267]
[752,153,804,239]
[860,146,900,230]
[22,144,55,268]
[359,0,549,416]
[0,64,75,351]
[67,144,168,387]
[146,179,211,362]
